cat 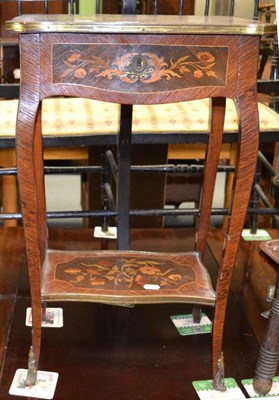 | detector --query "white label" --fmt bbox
[143,284,160,290]
[25,308,63,328]
[94,226,117,239]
